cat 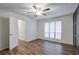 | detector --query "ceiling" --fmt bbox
[0,3,78,19]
